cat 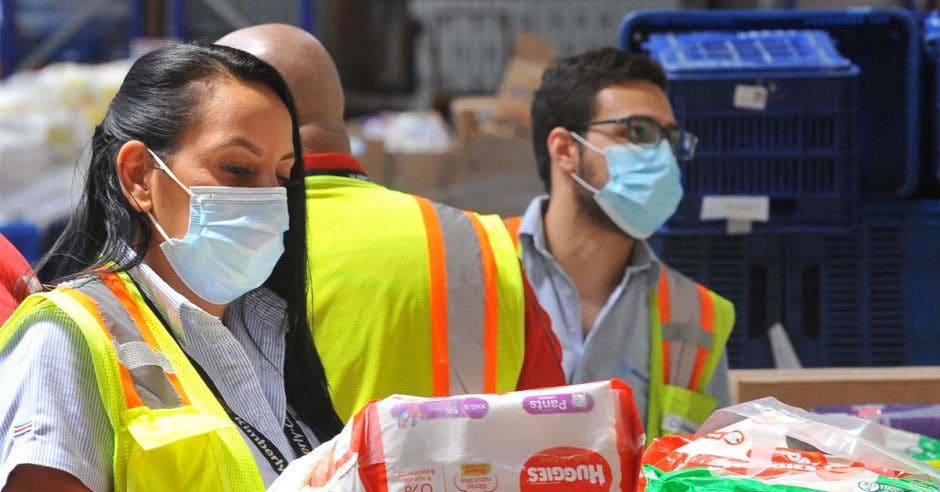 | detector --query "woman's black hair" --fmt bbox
[34,42,344,441]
